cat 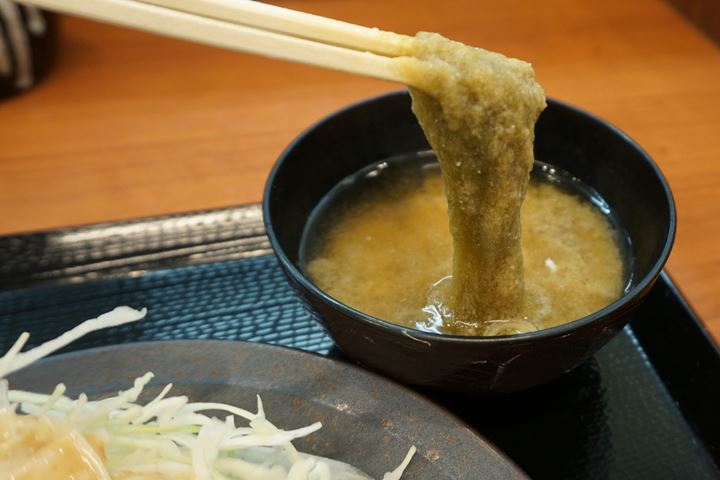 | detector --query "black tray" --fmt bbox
[1,204,719,480]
